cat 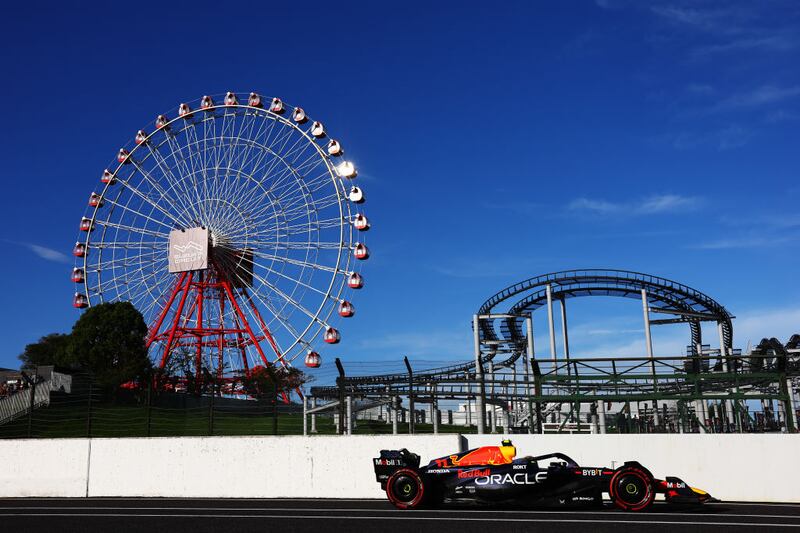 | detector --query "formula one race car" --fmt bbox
[373,440,717,511]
